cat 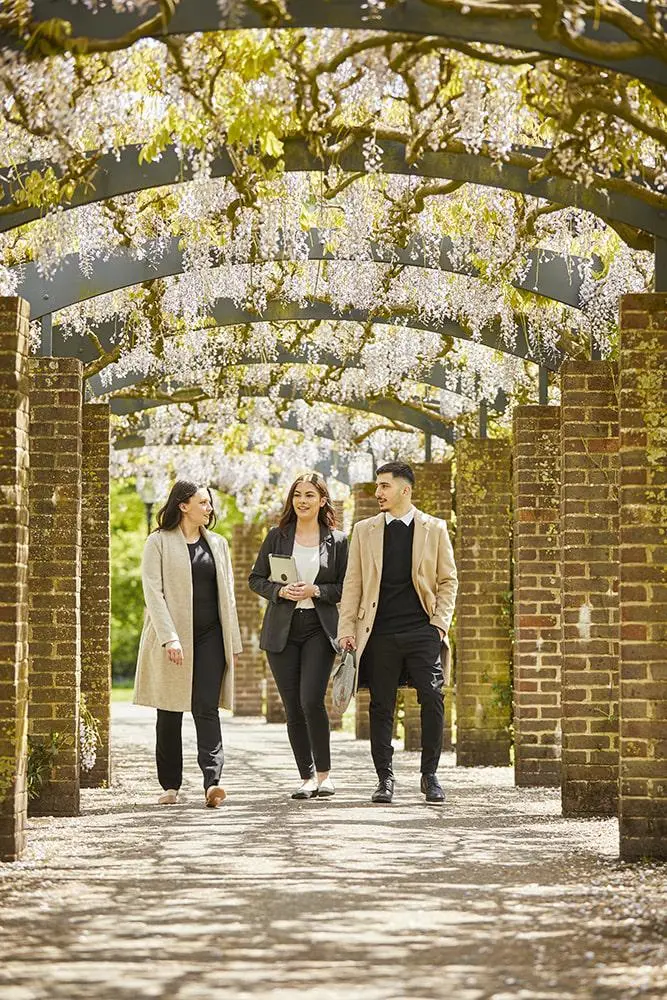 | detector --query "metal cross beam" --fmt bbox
[108,387,457,442]
[1,1,664,90]
[16,231,593,319]
[1,137,664,241]
[55,297,563,372]
[88,348,508,414]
